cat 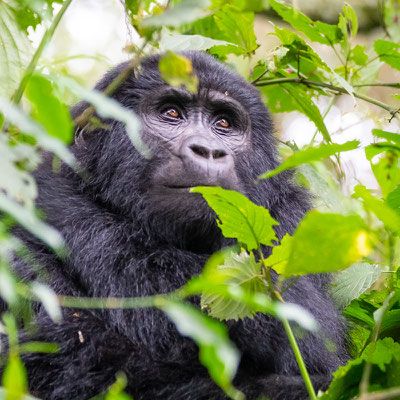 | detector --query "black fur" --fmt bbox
[2,51,348,400]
